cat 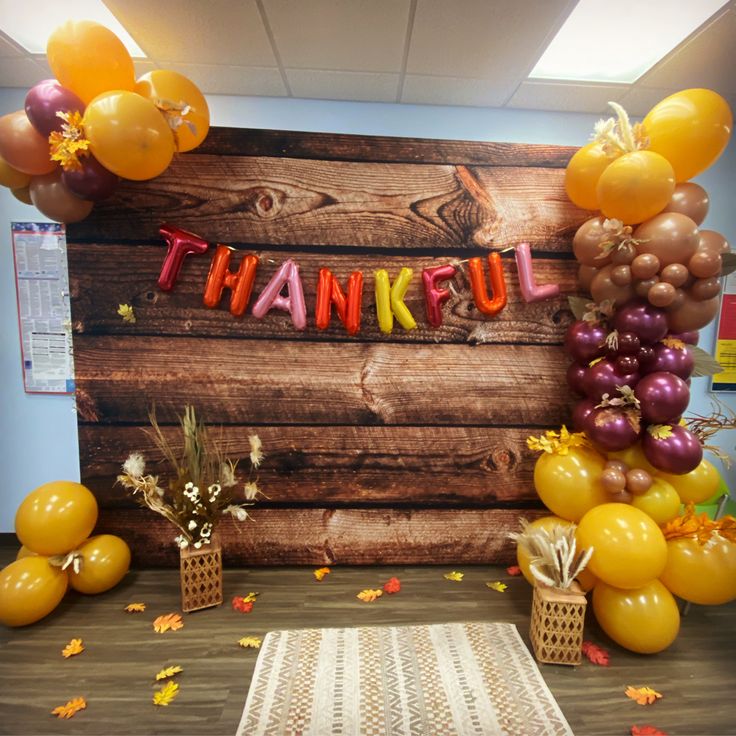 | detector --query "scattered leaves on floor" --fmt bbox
[152,681,179,706]
[125,602,146,613]
[444,571,464,582]
[51,697,87,719]
[152,613,184,633]
[582,641,610,666]
[155,665,183,681]
[232,597,254,613]
[631,726,668,736]
[314,567,331,581]
[485,581,507,593]
[62,638,84,658]
[383,577,401,594]
[625,686,663,706]
[117,304,136,323]
[506,565,522,576]
[238,636,262,649]
[357,589,383,602]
